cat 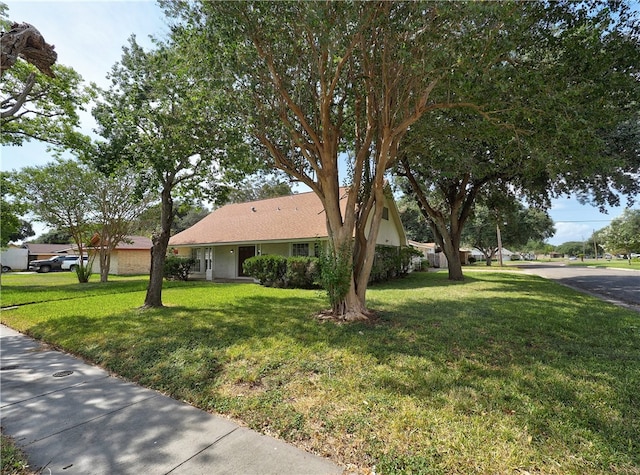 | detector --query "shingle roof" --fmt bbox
[23,243,73,254]
[169,190,347,246]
